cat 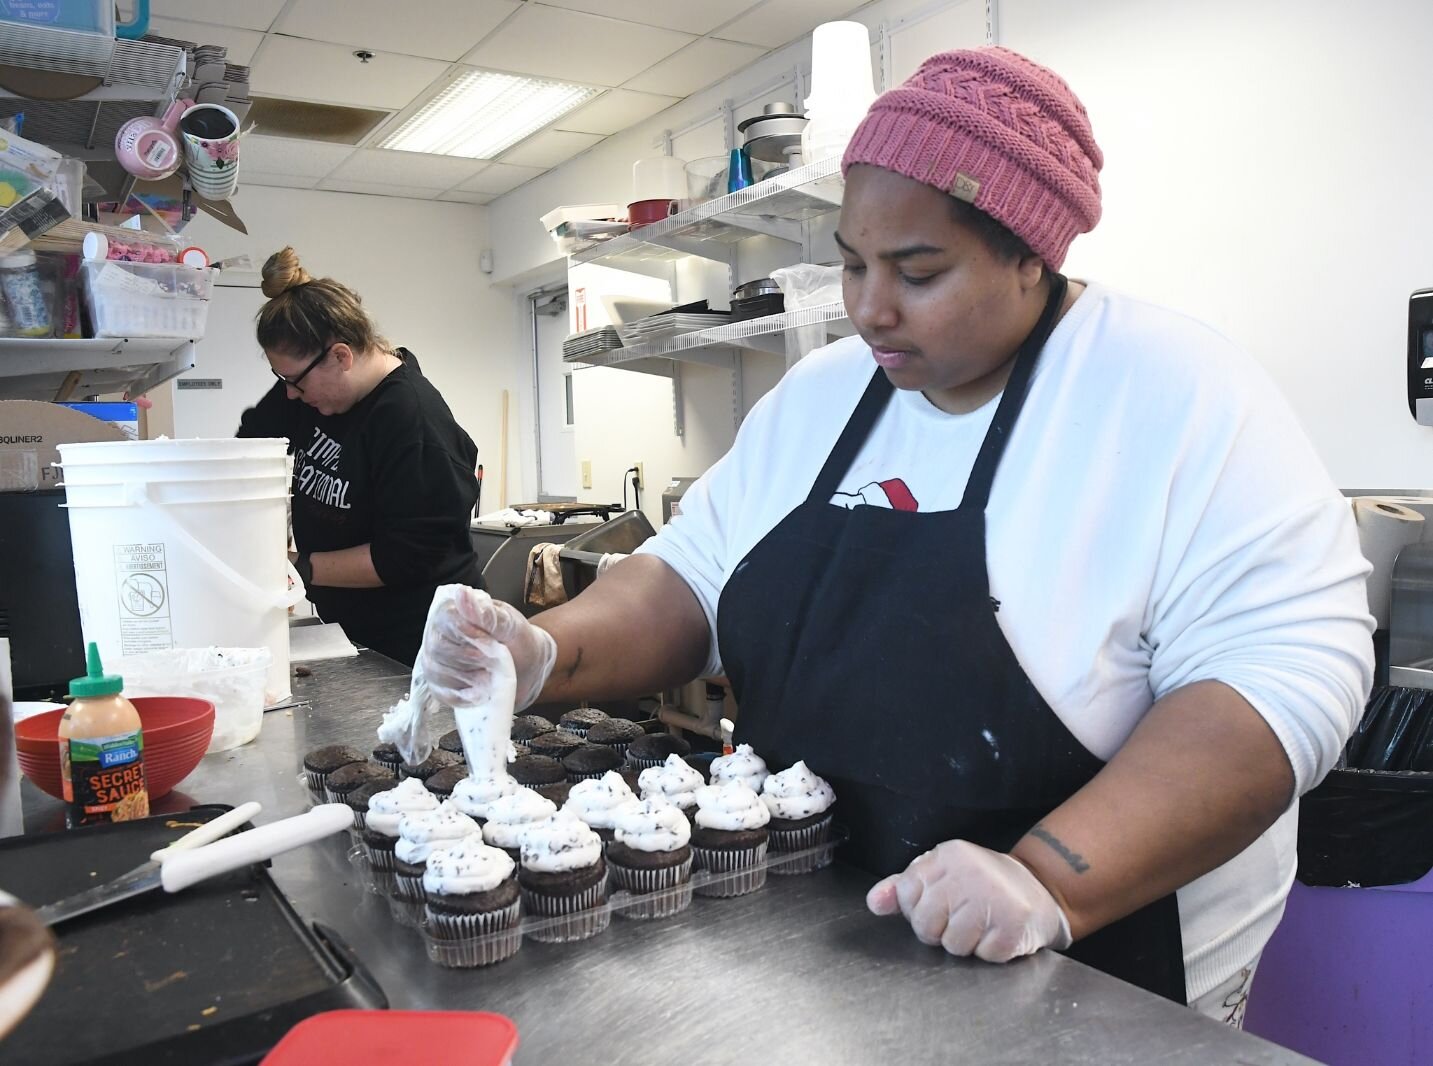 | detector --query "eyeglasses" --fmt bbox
[272,343,335,395]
